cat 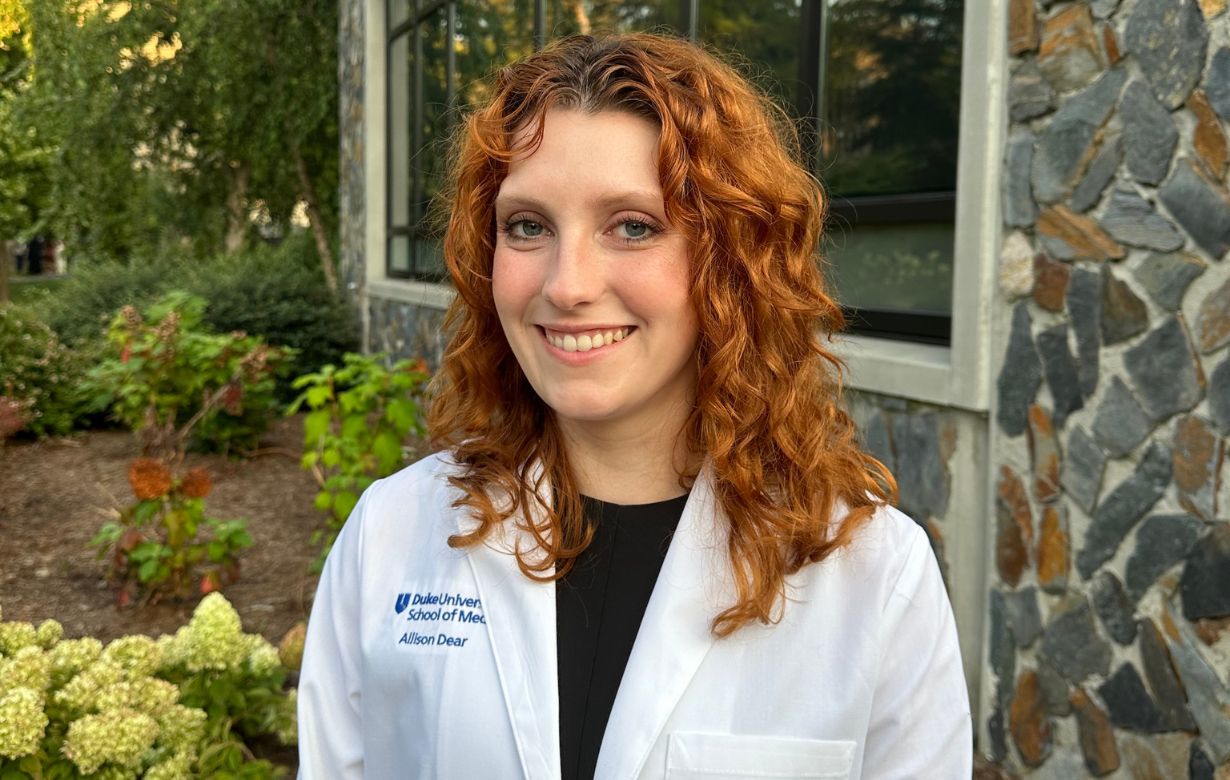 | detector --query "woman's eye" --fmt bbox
[616,219,656,241]
[510,220,545,238]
